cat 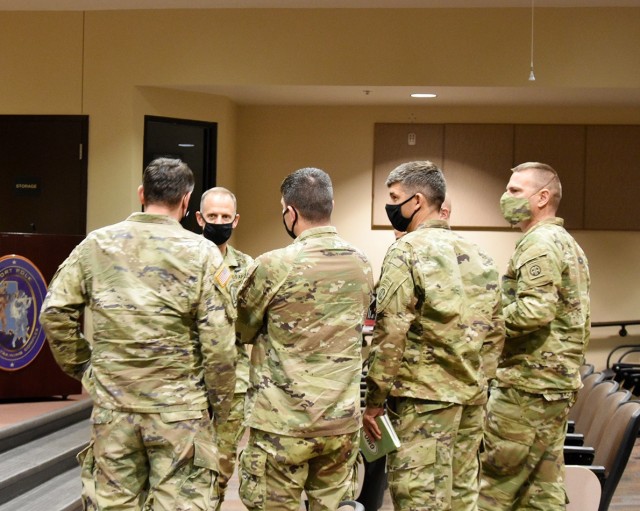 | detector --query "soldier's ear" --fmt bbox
[537,188,551,208]
[137,185,145,206]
